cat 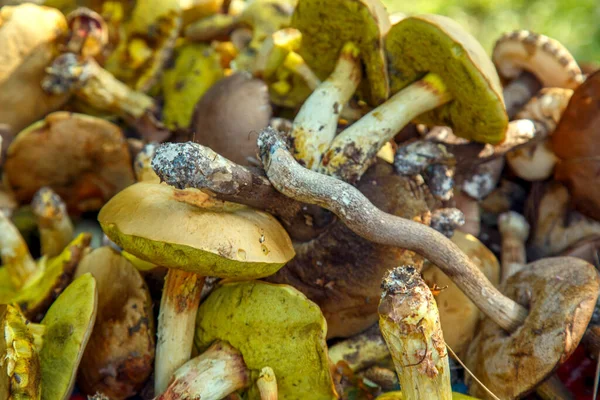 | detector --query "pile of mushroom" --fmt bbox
[1,0,600,398]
